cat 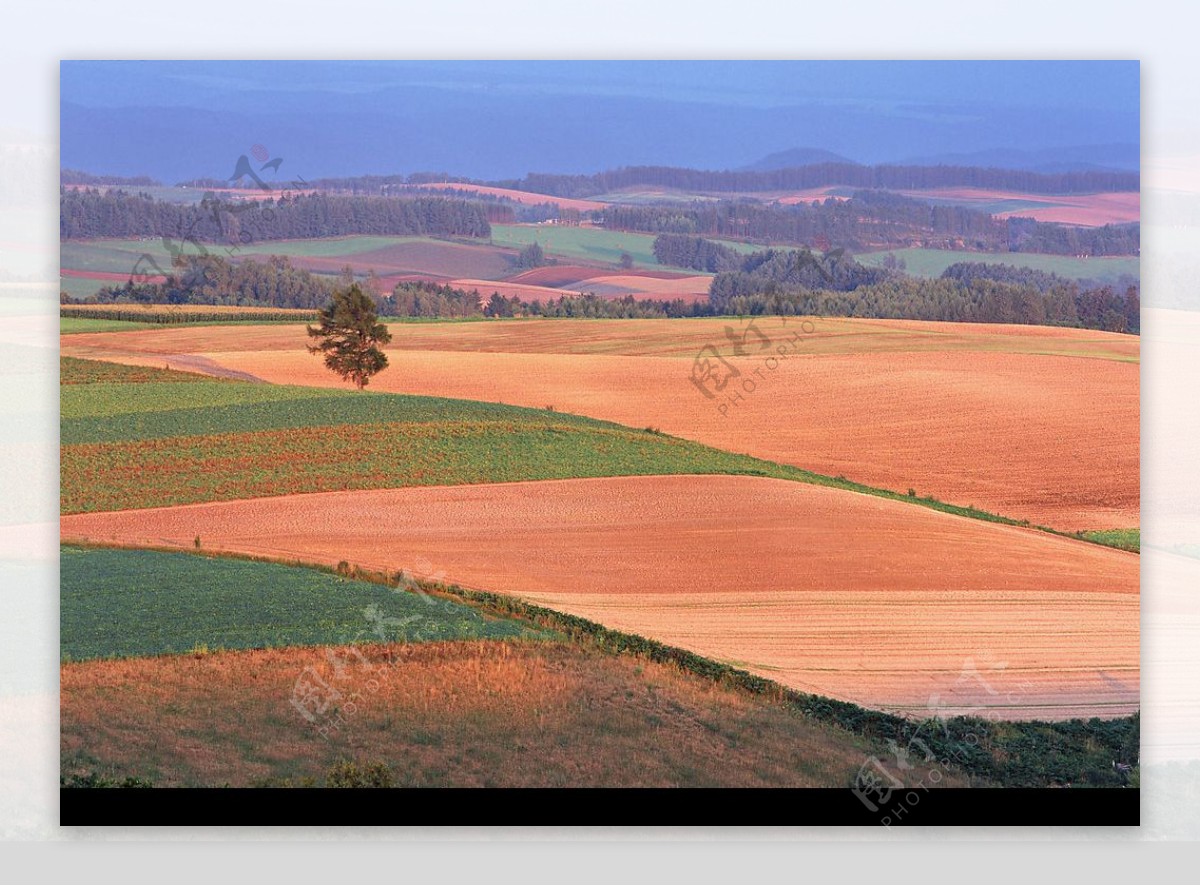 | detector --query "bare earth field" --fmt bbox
[410,182,608,213]
[282,240,516,281]
[61,475,1138,720]
[61,317,1139,530]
